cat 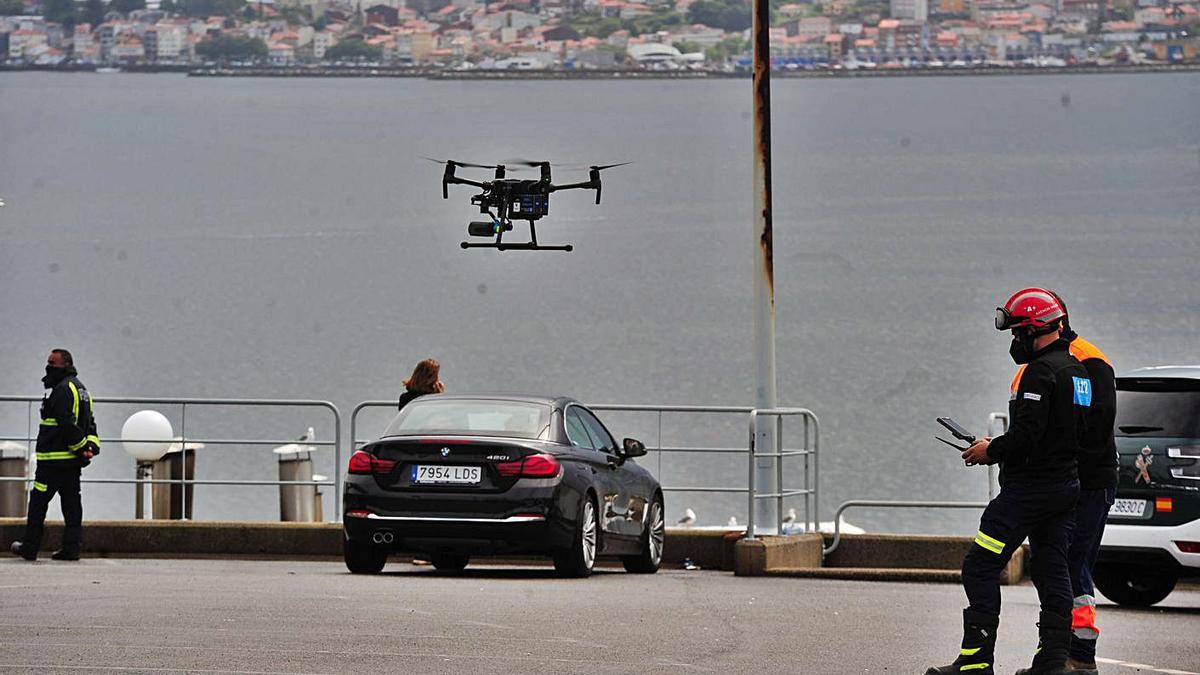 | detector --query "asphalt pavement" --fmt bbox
[0,557,1196,674]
